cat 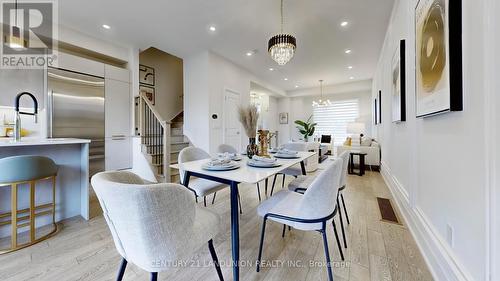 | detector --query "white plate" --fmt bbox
[274,154,300,159]
[247,161,282,168]
[202,161,240,171]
